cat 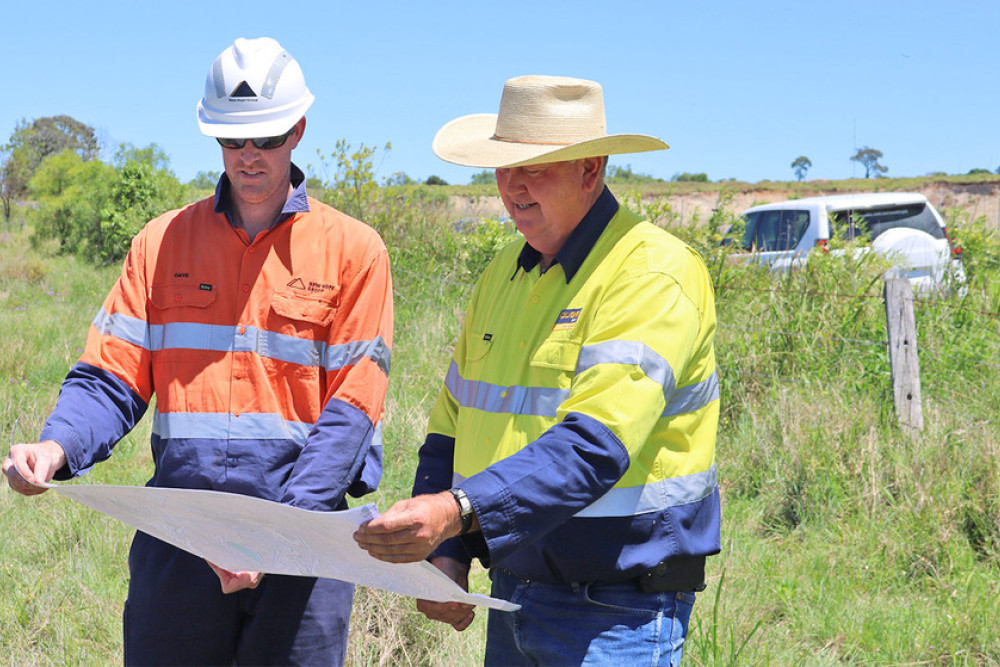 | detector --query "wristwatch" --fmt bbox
[449,488,474,536]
